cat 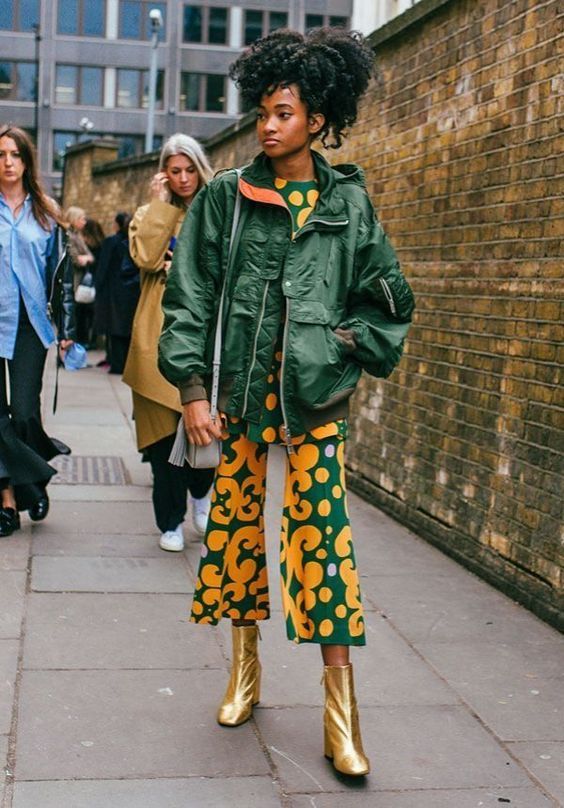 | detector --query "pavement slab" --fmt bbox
[0,640,19,735]
[364,570,549,646]
[415,640,564,741]
[256,705,530,793]
[0,533,31,572]
[31,501,156,535]
[30,555,193,594]
[0,733,8,789]
[0,572,27,639]
[23,593,223,670]
[289,787,555,807]
[12,776,283,808]
[49,485,152,502]
[31,532,168,558]
[507,742,564,804]
[15,669,269,781]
